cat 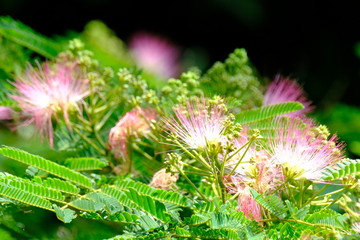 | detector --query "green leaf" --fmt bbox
[209,212,248,230]
[70,198,103,212]
[126,188,171,223]
[321,159,360,180]
[188,227,240,240]
[0,146,93,189]
[183,213,210,226]
[108,231,168,240]
[250,188,287,218]
[304,208,347,229]
[114,179,192,208]
[101,185,138,209]
[34,177,80,195]
[64,157,108,171]
[0,182,53,211]
[235,102,304,124]
[0,16,62,58]
[0,173,64,202]
[81,211,139,224]
[53,204,77,223]
[86,192,122,214]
